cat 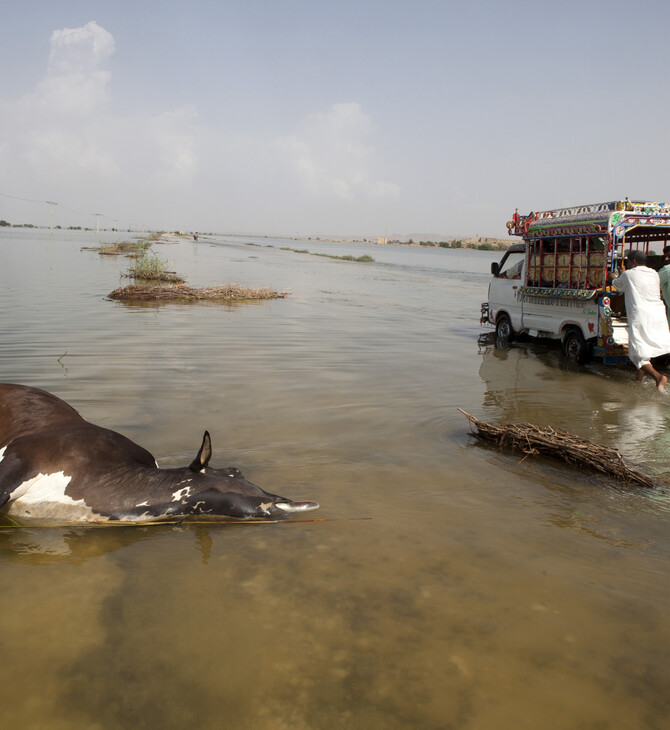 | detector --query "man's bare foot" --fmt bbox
[636,369,645,382]
[658,375,667,393]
